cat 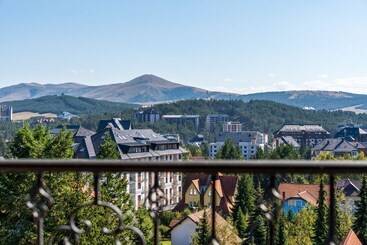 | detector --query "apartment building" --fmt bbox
[205,114,229,130]
[0,105,13,121]
[74,120,188,209]
[223,121,242,133]
[274,124,330,148]
[209,131,268,159]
